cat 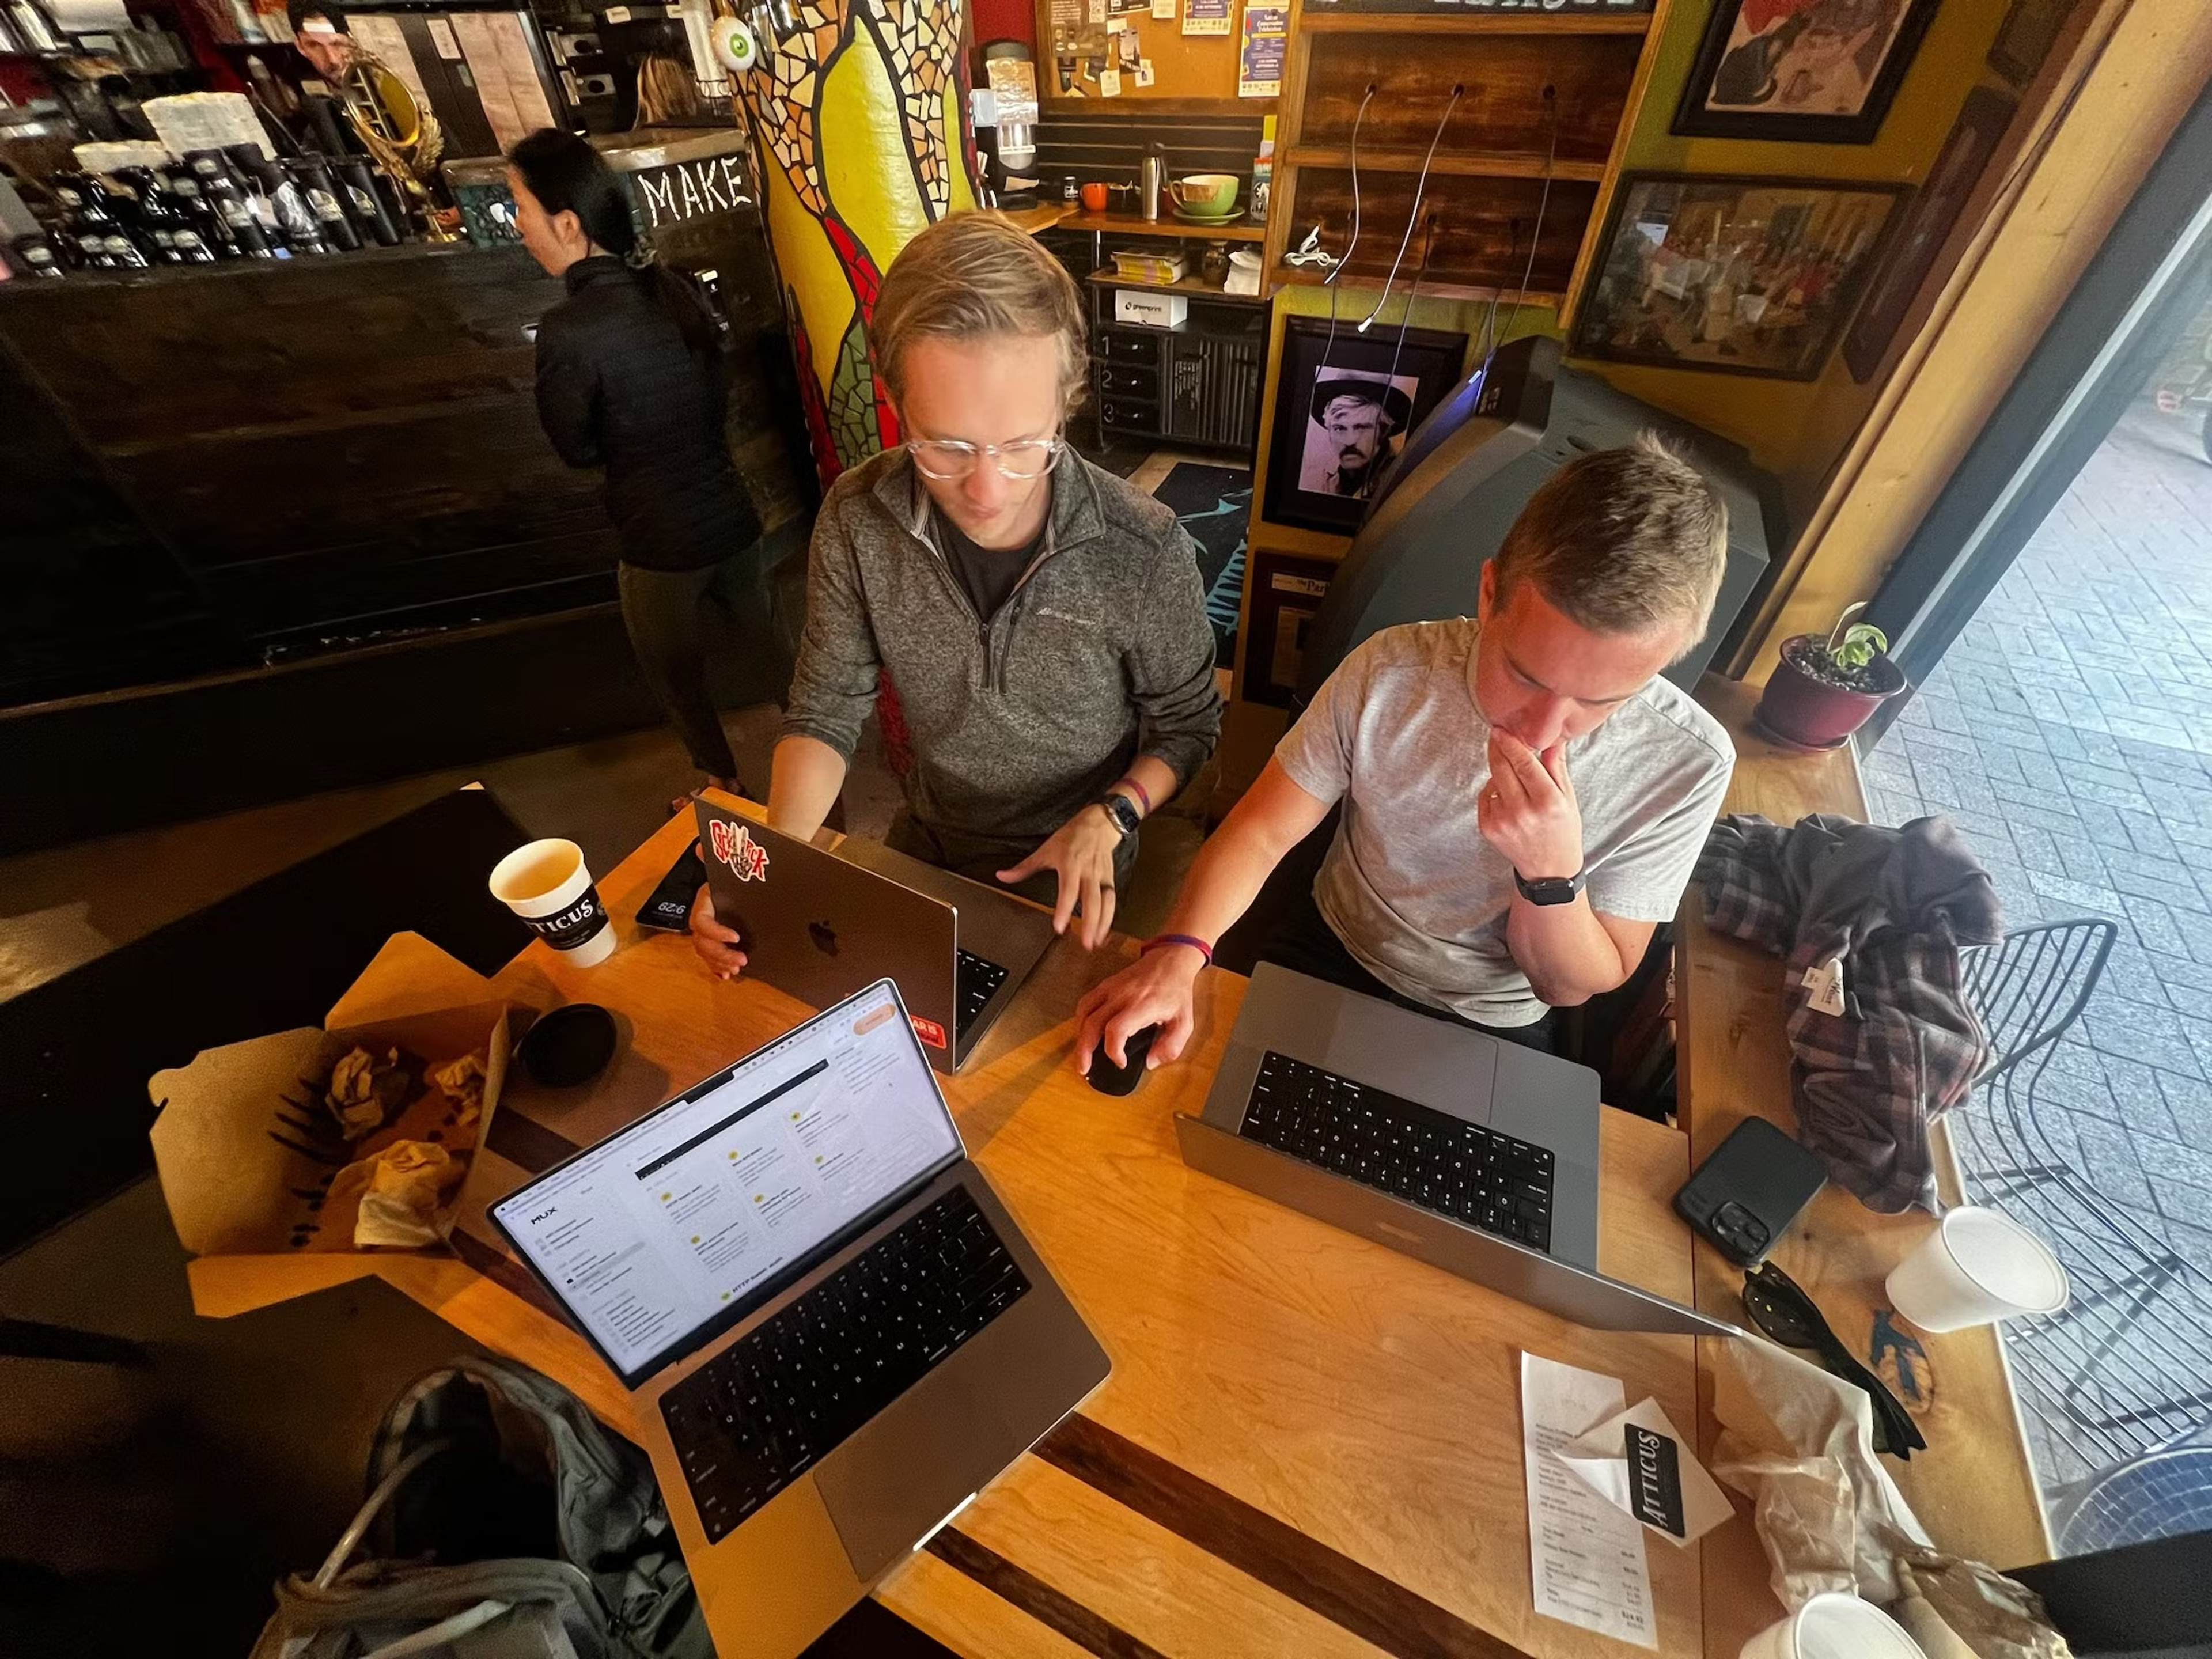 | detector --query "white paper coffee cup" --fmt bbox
[1741,1592,1926,1659]
[1885,1206,2069,1334]
[489,838,616,967]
